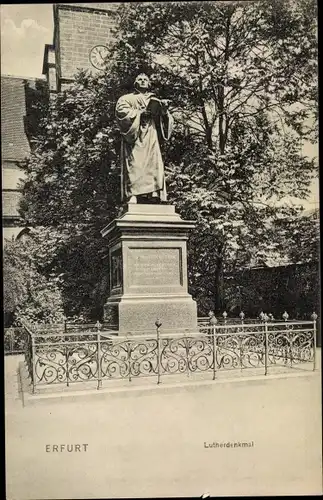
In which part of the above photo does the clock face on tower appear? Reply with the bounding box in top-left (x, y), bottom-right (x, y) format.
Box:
top-left (89, 45), bottom-right (109, 70)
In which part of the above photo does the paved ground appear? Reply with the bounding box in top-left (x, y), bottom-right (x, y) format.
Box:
top-left (5, 354), bottom-right (323, 499)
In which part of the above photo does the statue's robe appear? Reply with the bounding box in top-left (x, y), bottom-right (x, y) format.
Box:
top-left (115, 91), bottom-right (173, 201)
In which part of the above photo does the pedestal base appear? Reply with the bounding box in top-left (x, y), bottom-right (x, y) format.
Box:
top-left (104, 294), bottom-right (197, 333)
top-left (101, 204), bottom-right (197, 334)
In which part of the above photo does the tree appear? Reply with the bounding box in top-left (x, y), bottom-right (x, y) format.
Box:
top-left (3, 232), bottom-right (65, 325)
top-left (112, 0), bottom-right (318, 312)
top-left (275, 208), bottom-right (320, 264)
top-left (19, 70), bottom-right (125, 318)
top-left (223, 208), bottom-right (320, 318)
top-left (19, 0), bottom-right (318, 317)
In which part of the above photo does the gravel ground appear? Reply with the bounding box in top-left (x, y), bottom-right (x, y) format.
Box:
top-left (5, 353), bottom-right (322, 499)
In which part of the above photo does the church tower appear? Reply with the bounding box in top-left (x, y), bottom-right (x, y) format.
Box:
top-left (42, 3), bottom-right (119, 92)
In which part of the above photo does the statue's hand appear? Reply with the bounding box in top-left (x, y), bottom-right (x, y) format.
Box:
top-left (160, 99), bottom-right (171, 115)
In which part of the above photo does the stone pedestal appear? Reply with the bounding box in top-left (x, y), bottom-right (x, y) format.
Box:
top-left (100, 204), bottom-right (197, 333)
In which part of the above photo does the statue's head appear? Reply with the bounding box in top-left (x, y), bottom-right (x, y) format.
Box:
top-left (134, 73), bottom-right (151, 92)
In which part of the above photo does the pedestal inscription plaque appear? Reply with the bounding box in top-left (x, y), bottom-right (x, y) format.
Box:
top-left (128, 248), bottom-right (182, 288)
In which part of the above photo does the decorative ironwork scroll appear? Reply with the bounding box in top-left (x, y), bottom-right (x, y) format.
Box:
top-left (23, 320), bottom-right (316, 390)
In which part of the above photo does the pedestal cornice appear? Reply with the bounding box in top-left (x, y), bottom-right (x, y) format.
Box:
top-left (100, 204), bottom-right (196, 239)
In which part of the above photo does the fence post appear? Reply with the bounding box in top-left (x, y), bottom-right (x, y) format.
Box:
top-left (311, 313), bottom-right (318, 371)
top-left (97, 326), bottom-right (102, 390)
top-left (128, 340), bottom-right (132, 383)
top-left (66, 344), bottom-right (69, 387)
top-left (212, 323), bottom-right (216, 380)
top-left (239, 311), bottom-right (245, 325)
top-left (155, 319), bottom-right (162, 385)
top-left (282, 311), bottom-right (289, 364)
top-left (282, 311), bottom-right (289, 322)
top-left (31, 333), bottom-right (36, 394)
top-left (186, 331), bottom-right (190, 378)
top-left (239, 333), bottom-right (243, 372)
top-left (264, 320), bottom-right (268, 376)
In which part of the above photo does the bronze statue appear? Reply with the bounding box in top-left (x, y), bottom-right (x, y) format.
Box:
top-left (115, 74), bottom-right (173, 203)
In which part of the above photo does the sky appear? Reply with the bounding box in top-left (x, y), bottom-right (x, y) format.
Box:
top-left (1, 3), bottom-right (319, 207)
top-left (1, 4), bottom-right (54, 78)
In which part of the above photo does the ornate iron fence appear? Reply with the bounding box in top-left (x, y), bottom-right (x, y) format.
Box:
top-left (22, 319), bottom-right (317, 393)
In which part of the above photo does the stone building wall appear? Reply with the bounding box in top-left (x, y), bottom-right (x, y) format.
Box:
top-left (53, 3), bottom-right (119, 89)
top-left (1, 75), bottom-right (31, 241)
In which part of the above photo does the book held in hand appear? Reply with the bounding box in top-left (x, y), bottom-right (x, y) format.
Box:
top-left (146, 97), bottom-right (163, 116)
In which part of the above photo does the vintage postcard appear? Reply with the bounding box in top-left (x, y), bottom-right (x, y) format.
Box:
top-left (3, 2), bottom-right (321, 499)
